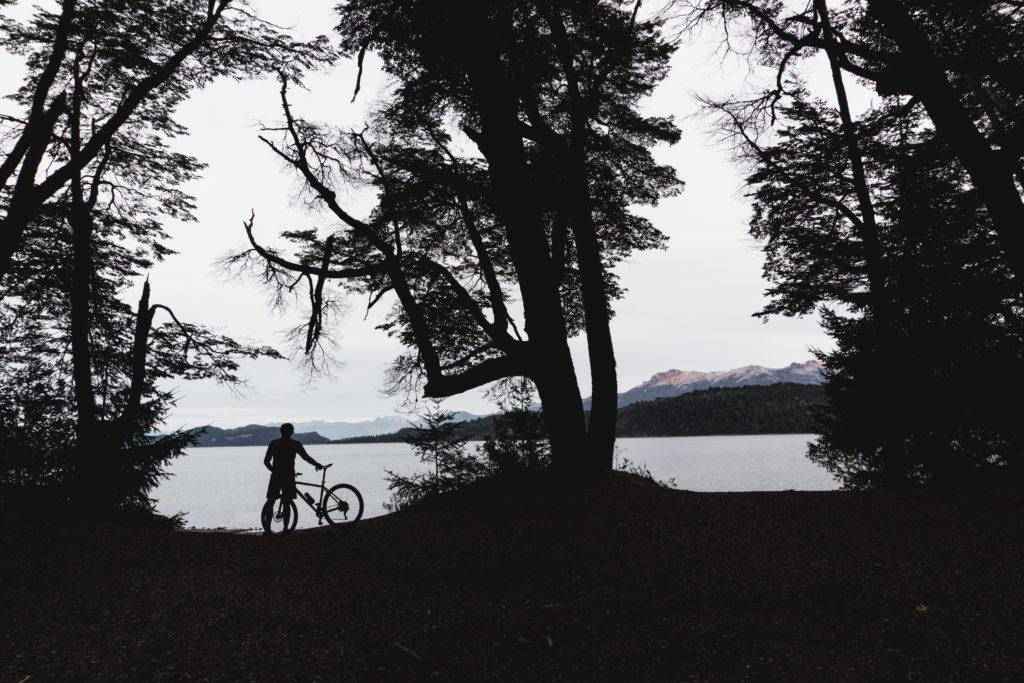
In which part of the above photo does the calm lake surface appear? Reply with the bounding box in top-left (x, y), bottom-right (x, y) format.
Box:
top-left (154, 434), bottom-right (838, 531)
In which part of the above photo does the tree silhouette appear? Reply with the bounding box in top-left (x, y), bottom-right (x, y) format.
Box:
top-left (722, 88), bottom-right (1024, 486)
top-left (0, 0), bottom-right (333, 282)
top-left (0, 131), bottom-right (283, 514)
top-left (679, 0), bottom-right (1024, 286)
top-left (479, 377), bottom-right (551, 473)
top-left (230, 0), bottom-right (680, 472)
top-left (0, 0), bottom-right (330, 517)
top-left (384, 400), bottom-right (483, 511)
top-left (681, 0), bottom-right (1024, 486)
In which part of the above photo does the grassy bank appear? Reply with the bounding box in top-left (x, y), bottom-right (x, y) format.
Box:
top-left (2, 473), bottom-right (1022, 680)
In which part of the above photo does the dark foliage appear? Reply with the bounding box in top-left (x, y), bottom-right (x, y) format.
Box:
top-left (0, 0), bottom-right (334, 280)
top-left (333, 429), bottom-right (421, 445)
top-left (384, 381), bottom-right (552, 510)
top-left (478, 377), bottom-right (551, 473)
top-left (227, 0), bottom-right (682, 470)
top-left (332, 417), bottom-right (498, 444)
top-left (0, 0), bottom-right (327, 522)
top-left (384, 401), bottom-right (488, 511)
top-left (752, 95), bottom-right (1024, 488)
top-left (695, 0), bottom-right (1024, 487)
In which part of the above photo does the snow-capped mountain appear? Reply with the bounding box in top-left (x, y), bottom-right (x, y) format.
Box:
top-left (284, 412), bottom-right (483, 440)
top-left (284, 417), bottom-right (410, 440)
top-left (586, 360), bottom-right (824, 408)
top-left (264, 363), bottom-right (822, 436)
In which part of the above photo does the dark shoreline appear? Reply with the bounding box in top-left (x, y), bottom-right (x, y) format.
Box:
top-left (3, 473), bottom-right (1022, 680)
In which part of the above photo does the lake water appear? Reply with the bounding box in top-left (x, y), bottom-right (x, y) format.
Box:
top-left (154, 434), bottom-right (838, 531)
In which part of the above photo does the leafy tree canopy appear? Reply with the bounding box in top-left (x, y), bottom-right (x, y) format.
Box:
top-left (230, 0), bottom-right (682, 469)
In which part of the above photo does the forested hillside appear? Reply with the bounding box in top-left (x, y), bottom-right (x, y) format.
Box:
top-left (334, 383), bottom-right (824, 443)
top-left (614, 383), bottom-right (824, 437)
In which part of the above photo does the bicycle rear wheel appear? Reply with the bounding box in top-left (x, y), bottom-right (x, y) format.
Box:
top-left (323, 484), bottom-right (364, 526)
top-left (261, 495), bottom-right (298, 533)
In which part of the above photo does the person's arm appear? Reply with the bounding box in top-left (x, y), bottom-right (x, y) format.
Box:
top-left (297, 442), bottom-right (323, 470)
top-left (264, 443), bottom-right (274, 472)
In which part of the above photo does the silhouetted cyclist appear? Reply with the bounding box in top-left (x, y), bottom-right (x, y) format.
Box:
top-left (265, 423), bottom-right (324, 528)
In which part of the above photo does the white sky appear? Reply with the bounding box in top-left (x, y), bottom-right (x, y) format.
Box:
top-left (2, 1), bottom-right (834, 428)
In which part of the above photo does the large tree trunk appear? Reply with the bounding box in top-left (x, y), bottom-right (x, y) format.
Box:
top-left (533, 355), bottom-right (589, 473)
top-left (68, 171), bottom-right (107, 509)
top-left (68, 67), bottom-right (97, 458)
top-left (544, 6), bottom-right (620, 472)
top-left (67, 62), bottom-right (108, 508)
top-left (69, 194), bottom-right (96, 450)
top-left (462, 20), bottom-right (592, 472)
top-left (561, 141), bottom-right (617, 470)
top-left (565, 186), bottom-right (618, 471)
top-left (818, 0), bottom-right (909, 485)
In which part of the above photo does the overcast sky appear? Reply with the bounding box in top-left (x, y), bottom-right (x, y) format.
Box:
top-left (2, 1), bottom-right (834, 428)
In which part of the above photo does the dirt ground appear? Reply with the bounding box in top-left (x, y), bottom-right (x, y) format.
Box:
top-left (2, 472), bottom-right (1022, 680)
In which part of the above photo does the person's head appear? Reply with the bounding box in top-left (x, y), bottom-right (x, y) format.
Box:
top-left (280, 423), bottom-right (294, 438)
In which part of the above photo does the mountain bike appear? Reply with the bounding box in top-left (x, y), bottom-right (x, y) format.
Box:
top-left (261, 463), bottom-right (364, 533)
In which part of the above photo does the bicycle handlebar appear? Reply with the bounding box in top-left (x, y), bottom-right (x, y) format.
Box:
top-left (295, 462), bottom-right (331, 477)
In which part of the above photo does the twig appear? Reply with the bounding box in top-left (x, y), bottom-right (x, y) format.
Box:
top-left (393, 640), bottom-right (423, 661)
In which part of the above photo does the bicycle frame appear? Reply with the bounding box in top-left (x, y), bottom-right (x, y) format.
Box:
top-left (263, 462), bottom-right (362, 532)
top-left (294, 463), bottom-right (333, 525)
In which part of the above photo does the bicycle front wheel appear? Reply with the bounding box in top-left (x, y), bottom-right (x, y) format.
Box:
top-left (261, 495), bottom-right (298, 533)
top-left (323, 484), bottom-right (363, 527)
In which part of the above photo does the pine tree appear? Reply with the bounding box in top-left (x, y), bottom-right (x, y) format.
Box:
top-left (384, 400), bottom-right (486, 511)
top-left (480, 377), bottom-right (551, 473)
top-left (736, 91), bottom-right (1024, 487)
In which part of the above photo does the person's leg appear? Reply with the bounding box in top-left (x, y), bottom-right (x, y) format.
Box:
top-left (281, 472), bottom-right (296, 533)
top-left (264, 471), bottom-right (288, 534)
top-left (281, 504), bottom-right (291, 533)
top-left (281, 469), bottom-right (297, 500)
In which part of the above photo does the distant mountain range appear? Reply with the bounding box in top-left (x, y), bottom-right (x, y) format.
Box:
top-left (285, 412), bottom-right (482, 440)
top-left (188, 361), bottom-right (824, 446)
top-left (337, 383), bottom-right (826, 443)
top-left (284, 417), bottom-right (410, 441)
top-left (589, 360), bottom-right (824, 408)
top-left (186, 412), bottom-right (484, 447)
top-left (193, 424), bottom-right (333, 448)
